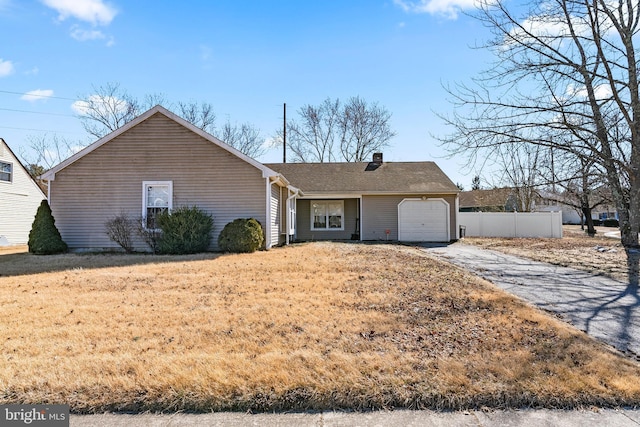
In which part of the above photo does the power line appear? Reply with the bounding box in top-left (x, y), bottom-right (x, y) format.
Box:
top-left (0, 89), bottom-right (78, 102)
top-left (0, 107), bottom-right (76, 118)
top-left (0, 125), bottom-right (84, 135)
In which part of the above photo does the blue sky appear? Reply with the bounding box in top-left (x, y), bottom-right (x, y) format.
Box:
top-left (1, 0), bottom-right (493, 188)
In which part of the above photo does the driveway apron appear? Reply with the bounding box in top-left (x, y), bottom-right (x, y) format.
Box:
top-left (421, 243), bottom-right (640, 357)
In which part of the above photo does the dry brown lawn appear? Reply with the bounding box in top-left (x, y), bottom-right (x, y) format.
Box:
top-left (464, 225), bottom-right (629, 282)
top-left (1, 242), bottom-right (640, 413)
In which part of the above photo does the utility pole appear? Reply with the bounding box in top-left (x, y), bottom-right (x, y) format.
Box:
top-left (283, 103), bottom-right (287, 163)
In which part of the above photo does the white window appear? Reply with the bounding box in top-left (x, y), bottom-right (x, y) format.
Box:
top-left (311, 200), bottom-right (344, 231)
top-left (142, 181), bottom-right (173, 229)
top-left (0, 161), bottom-right (12, 183)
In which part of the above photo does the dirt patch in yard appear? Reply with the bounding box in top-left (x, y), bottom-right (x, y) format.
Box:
top-left (2, 242), bottom-right (640, 412)
top-left (464, 226), bottom-right (629, 282)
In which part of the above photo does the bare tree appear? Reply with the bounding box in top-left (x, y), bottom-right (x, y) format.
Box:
top-left (439, 0), bottom-right (640, 274)
top-left (23, 134), bottom-right (86, 170)
top-left (74, 83), bottom-right (218, 139)
top-left (287, 98), bottom-right (340, 162)
top-left (220, 121), bottom-right (266, 158)
top-left (284, 97), bottom-right (395, 163)
top-left (496, 143), bottom-right (543, 212)
top-left (177, 101), bottom-right (216, 134)
top-left (73, 82), bottom-right (142, 139)
top-left (339, 96), bottom-right (396, 162)
top-left (541, 149), bottom-right (610, 236)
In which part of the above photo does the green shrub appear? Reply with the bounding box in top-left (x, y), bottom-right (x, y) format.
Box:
top-left (156, 206), bottom-right (214, 254)
top-left (603, 218), bottom-right (619, 227)
top-left (28, 200), bottom-right (67, 255)
top-left (218, 218), bottom-right (264, 253)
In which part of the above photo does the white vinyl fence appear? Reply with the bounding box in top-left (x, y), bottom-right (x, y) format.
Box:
top-left (459, 211), bottom-right (563, 238)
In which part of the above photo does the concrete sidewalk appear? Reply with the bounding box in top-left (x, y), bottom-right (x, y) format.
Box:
top-left (69, 408), bottom-right (640, 426)
top-left (422, 242), bottom-right (640, 357)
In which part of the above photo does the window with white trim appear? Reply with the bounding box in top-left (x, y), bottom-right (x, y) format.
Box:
top-left (0, 161), bottom-right (12, 183)
top-left (311, 200), bottom-right (344, 231)
top-left (143, 181), bottom-right (173, 229)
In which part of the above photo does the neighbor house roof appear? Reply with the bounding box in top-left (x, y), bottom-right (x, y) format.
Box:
top-left (458, 188), bottom-right (515, 209)
top-left (265, 161), bottom-right (459, 195)
top-left (0, 138), bottom-right (46, 198)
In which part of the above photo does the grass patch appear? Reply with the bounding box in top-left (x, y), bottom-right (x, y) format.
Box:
top-left (1, 242), bottom-right (640, 412)
top-left (464, 225), bottom-right (628, 282)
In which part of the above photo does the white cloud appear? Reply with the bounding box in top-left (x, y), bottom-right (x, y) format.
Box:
top-left (25, 66), bottom-right (39, 75)
top-left (0, 58), bottom-right (14, 77)
top-left (70, 25), bottom-right (105, 41)
top-left (21, 89), bottom-right (54, 102)
top-left (70, 24), bottom-right (115, 46)
top-left (41, 0), bottom-right (117, 26)
top-left (71, 94), bottom-right (127, 116)
top-left (566, 83), bottom-right (612, 100)
top-left (394, 0), bottom-right (479, 19)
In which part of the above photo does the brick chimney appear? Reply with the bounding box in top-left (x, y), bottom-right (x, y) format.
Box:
top-left (372, 152), bottom-right (383, 165)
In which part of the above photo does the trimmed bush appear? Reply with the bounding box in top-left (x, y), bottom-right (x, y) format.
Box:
top-left (603, 218), bottom-right (619, 227)
top-left (28, 200), bottom-right (67, 255)
top-left (105, 212), bottom-right (135, 253)
top-left (218, 218), bottom-right (264, 253)
top-left (156, 206), bottom-right (214, 254)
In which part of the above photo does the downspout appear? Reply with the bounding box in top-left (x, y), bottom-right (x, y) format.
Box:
top-left (265, 174), bottom-right (289, 249)
top-left (455, 193), bottom-right (460, 240)
top-left (359, 195), bottom-right (363, 241)
top-left (265, 177), bottom-right (272, 249)
top-left (286, 186), bottom-right (300, 245)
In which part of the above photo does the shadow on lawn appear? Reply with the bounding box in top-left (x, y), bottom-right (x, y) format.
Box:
top-left (0, 251), bottom-right (224, 278)
top-left (584, 250), bottom-right (640, 356)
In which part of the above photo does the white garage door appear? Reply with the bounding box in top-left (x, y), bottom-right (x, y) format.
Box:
top-left (398, 199), bottom-right (450, 242)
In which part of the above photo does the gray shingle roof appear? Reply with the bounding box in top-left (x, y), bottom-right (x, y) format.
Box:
top-left (265, 161), bottom-right (459, 195)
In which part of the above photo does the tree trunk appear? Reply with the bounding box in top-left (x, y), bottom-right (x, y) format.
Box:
top-left (581, 206), bottom-right (596, 236)
top-left (626, 248), bottom-right (639, 291)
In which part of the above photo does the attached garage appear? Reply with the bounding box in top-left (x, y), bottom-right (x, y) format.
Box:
top-left (267, 158), bottom-right (460, 243)
top-left (398, 198), bottom-right (450, 242)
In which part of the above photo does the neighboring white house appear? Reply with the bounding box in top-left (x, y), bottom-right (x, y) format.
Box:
top-left (0, 138), bottom-right (46, 245)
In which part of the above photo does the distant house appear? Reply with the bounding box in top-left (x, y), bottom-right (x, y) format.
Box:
top-left (459, 188), bottom-right (521, 212)
top-left (0, 138), bottom-right (46, 245)
top-left (536, 189), bottom-right (619, 225)
top-left (41, 106), bottom-right (459, 251)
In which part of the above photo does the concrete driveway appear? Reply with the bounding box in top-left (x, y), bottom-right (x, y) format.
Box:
top-left (421, 242), bottom-right (640, 357)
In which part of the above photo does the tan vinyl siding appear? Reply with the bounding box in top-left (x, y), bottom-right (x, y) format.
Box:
top-left (362, 194), bottom-right (457, 241)
top-left (295, 199), bottom-right (358, 241)
top-left (0, 141), bottom-right (46, 244)
top-left (49, 113), bottom-right (267, 251)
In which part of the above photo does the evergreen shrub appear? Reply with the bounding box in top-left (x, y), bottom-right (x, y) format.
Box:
top-left (28, 200), bottom-right (67, 255)
top-left (156, 206), bottom-right (213, 254)
top-left (218, 218), bottom-right (264, 253)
